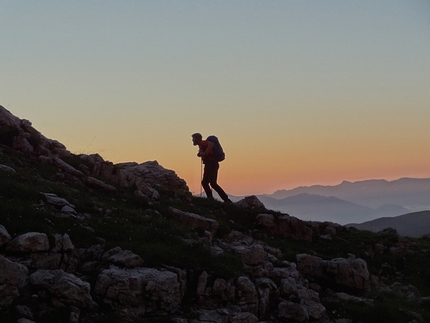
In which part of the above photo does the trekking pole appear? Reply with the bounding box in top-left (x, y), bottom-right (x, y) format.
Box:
top-left (200, 159), bottom-right (203, 197)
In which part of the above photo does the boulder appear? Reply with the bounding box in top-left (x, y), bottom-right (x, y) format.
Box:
top-left (167, 207), bottom-right (219, 234)
top-left (0, 224), bottom-right (12, 246)
top-left (296, 254), bottom-right (370, 292)
top-left (0, 164), bottom-right (16, 173)
top-left (123, 161), bottom-right (188, 192)
top-left (6, 232), bottom-right (50, 253)
top-left (235, 196), bottom-right (265, 209)
top-left (231, 312), bottom-right (258, 323)
top-left (41, 193), bottom-right (75, 209)
top-left (52, 157), bottom-right (85, 178)
top-left (52, 233), bottom-right (75, 253)
top-left (85, 176), bottom-right (116, 191)
top-left (235, 276), bottom-right (258, 315)
top-left (256, 213), bottom-right (313, 241)
top-left (29, 269), bottom-right (97, 309)
top-left (0, 255), bottom-right (28, 287)
top-left (278, 301), bottom-right (309, 322)
top-left (108, 249), bottom-right (143, 268)
top-left (95, 266), bottom-right (184, 317)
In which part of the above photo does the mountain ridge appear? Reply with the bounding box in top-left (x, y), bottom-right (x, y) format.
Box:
top-left (250, 178), bottom-right (430, 225)
top-left (255, 193), bottom-right (410, 225)
top-left (347, 210), bottom-right (430, 238)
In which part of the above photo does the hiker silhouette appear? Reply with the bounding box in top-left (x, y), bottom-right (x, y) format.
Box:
top-left (191, 133), bottom-right (232, 203)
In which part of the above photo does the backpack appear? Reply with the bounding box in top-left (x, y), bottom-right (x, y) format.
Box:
top-left (206, 135), bottom-right (225, 162)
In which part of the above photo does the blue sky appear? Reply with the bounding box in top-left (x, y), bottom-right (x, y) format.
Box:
top-left (2, 1), bottom-right (430, 195)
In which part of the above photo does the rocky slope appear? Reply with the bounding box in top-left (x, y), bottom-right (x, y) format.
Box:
top-left (1, 105), bottom-right (430, 323)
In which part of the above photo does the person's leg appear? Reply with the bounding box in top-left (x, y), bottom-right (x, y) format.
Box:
top-left (207, 162), bottom-right (230, 202)
top-left (201, 164), bottom-right (213, 199)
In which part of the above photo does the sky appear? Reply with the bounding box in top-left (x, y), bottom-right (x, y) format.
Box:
top-left (1, 1), bottom-right (430, 196)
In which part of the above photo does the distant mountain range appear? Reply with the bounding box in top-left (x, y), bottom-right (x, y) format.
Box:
top-left (240, 178), bottom-right (430, 226)
top-left (347, 211), bottom-right (430, 238)
top-left (256, 193), bottom-right (409, 225)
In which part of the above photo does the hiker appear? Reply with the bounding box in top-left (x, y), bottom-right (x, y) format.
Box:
top-left (191, 133), bottom-right (232, 203)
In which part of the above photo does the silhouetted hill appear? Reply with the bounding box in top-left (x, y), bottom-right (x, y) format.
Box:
top-left (257, 193), bottom-right (409, 225)
top-left (265, 178), bottom-right (430, 210)
top-left (347, 211), bottom-right (430, 238)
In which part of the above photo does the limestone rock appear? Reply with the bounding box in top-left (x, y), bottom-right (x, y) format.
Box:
top-left (296, 254), bottom-right (370, 292)
top-left (108, 249), bottom-right (143, 268)
top-left (256, 213), bottom-right (313, 241)
top-left (41, 193), bottom-right (75, 209)
top-left (95, 266), bottom-right (184, 317)
top-left (278, 301), bottom-right (309, 322)
top-left (0, 255), bottom-right (29, 287)
top-left (230, 312), bottom-right (258, 323)
top-left (29, 269), bottom-right (97, 309)
top-left (52, 233), bottom-right (75, 253)
top-left (167, 207), bottom-right (219, 234)
top-left (52, 157), bottom-right (85, 178)
top-left (6, 232), bottom-right (50, 253)
top-left (235, 195), bottom-right (265, 209)
top-left (85, 176), bottom-right (116, 191)
top-left (0, 224), bottom-right (12, 246)
top-left (235, 276), bottom-right (258, 315)
top-left (124, 161), bottom-right (188, 191)
top-left (0, 164), bottom-right (16, 173)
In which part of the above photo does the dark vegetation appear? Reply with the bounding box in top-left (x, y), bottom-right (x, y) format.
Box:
top-left (1, 146), bottom-right (430, 322)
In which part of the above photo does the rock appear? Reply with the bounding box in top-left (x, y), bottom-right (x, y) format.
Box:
top-left (29, 269), bottom-right (97, 309)
top-left (52, 157), bottom-right (85, 178)
top-left (0, 164), bottom-right (16, 173)
top-left (388, 282), bottom-right (422, 301)
top-left (0, 106), bottom-right (70, 158)
top-left (220, 231), bottom-right (275, 278)
top-left (235, 195), bottom-right (265, 209)
top-left (296, 254), bottom-right (370, 292)
top-left (255, 277), bottom-right (278, 319)
top-left (52, 233), bottom-right (75, 253)
top-left (135, 178), bottom-right (160, 201)
top-left (167, 207), bottom-right (219, 234)
top-left (28, 252), bottom-right (62, 270)
top-left (230, 244), bottom-right (268, 266)
top-left (0, 255), bottom-right (29, 307)
top-left (235, 276), bottom-right (258, 315)
top-left (325, 292), bottom-right (374, 305)
top-left (256, 213), bottom-right (313, 242)
top-left (231, 312), bottom-right (259, 323)
top-left (85, 176), bottom-right (116, 191)
top-left (278, 301), bottom-right (309, 322)
top-left (270, 262), bottom-right (301, 280)
top-left (123, 161), bottom-right (189, 192)
top-left (6, 232), bottom-right (50, 253)
top-left (17, 319), bottom-right (36, 323)
top-left (197, 271), bottom-right (209, 297)
top-left (15, 305), bottom-right (34, 320)
top-left (61, 205), bottom-right (77, 215)
top-left (0, 224), bottom-right (12, 246)
top-left (108, 249), bottom-right (143, 268)
top-left (194, 308), bottom-right (238, 323)
top-left (41, 193), bottom-right (75, 209)
top-left (298, 287), bottom-right (326, 319)
top-left (95, 266), bottom-right (184, 317)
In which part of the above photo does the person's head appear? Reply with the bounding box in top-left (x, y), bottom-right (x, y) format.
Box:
top-left (191, 133), bottom-right (203, 146)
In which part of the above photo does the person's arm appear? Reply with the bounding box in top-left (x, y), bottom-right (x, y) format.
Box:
top-left (197, 141), bottom-right (214, 157)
